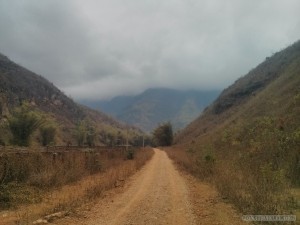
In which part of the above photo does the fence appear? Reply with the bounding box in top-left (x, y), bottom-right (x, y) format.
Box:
top-left (0, 145), bottom-right (137, 154)
top-left (0, 145), bottom-right (141, 186)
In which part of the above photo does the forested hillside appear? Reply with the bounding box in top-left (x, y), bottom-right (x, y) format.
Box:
top-left (0, 53), bottom-right (141, 146)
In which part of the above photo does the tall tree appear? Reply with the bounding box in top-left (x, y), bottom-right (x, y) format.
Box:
top-left (75, 119), bottom-right (96, 147)
top-left (152, 122), bottom-right (173, 146)
top-left (8, 103), bottom-right (44, 146)
top-left (39, 122), bottom-right (57, 146)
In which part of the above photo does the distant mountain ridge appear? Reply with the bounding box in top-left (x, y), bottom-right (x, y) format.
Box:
top-left (82, 88), bottom-right (220, 132)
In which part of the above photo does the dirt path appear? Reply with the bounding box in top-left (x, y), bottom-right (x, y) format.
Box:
top-left (58, 148), bottom-right (246, 225)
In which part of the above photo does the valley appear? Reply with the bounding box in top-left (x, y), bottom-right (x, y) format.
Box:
top-left (0, 28), bottom-right (300, 225)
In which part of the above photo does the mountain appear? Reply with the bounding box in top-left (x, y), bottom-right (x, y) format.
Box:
top-left (176, 40), bottom-right (300, 142)
top-left (171, 40), bottom-right (300, 215)
top-left (0, 53), bottom-right (141, 146)
top-left (81, 88), bottom-right (220, 132)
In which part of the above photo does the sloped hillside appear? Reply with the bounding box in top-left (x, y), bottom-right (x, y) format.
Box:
top-left (83, 88), bottom-right (220, 132)
top-left (0, 53), bottom-right (84, 120)
top-left (170, 40), bottom-right (300, 217)
top-left (0, 53), bottom-right (141, 146)
top-left (176, 40), bottom-right (300, 143)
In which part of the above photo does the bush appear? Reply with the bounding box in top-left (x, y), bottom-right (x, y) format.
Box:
top-left (126, 149), bottom-right (135, 160)
top-left (0, 183), bottom-right (42, 209)
top-left (0, 184), bottom-right (11, 208)
top-left (0, 138), bottom-right (5, 146)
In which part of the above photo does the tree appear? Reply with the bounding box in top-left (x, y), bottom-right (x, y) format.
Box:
top-left (7, 103), bottom-right (44, 146)
top-left (106, 132), bottom-right (116, 147)
top-left (39, 122), bottom-right (56, 146)
top-left (75, 121), bottom-right (86, 146)
top-left (86, 124), bottom-right (96, 147)
top-left (75, 120), bottom-right (96, 147)
top-left (152, 122), bottom-right (173, 146)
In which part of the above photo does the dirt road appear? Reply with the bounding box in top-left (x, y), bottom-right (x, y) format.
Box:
top-left (58, 148), bottom-right (245, 225)
top-left (62, 149), bottom-right (195, 225)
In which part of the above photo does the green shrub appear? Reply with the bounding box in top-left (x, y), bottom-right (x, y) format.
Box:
top-left (7, 103), bottom-right (44, 146)
top-left (0, 183), bottom-right (42, 209)
top-left (0, 138), bottom-right (5, 146)
top-left (40, 123), bottom-right (56, 146)
top-left (0, 184), bottom-right (11, 208)
top-left (126, 149), bottom-right (135, 160)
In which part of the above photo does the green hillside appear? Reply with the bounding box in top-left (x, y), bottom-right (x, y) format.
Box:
top-left (169, 40), bottom-right (300, 217)
top-left (0, 53), bottom-right (142, 146)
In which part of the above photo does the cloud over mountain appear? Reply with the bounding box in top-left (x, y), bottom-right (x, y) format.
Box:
top-left (0, 0), bottom-right (299, 100)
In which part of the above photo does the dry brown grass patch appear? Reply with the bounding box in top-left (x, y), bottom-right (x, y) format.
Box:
top-left (0, 147), bottom-right (154, 224)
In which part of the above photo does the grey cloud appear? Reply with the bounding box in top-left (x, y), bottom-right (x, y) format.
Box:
top-left (0, 0), bottom-right (300, 100)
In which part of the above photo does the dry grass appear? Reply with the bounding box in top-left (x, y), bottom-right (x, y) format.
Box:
top-left (167, 57), bottom-right (300, 224)
top-left (165, 117), bottom-right (300, 222)
top-left (0, 147), bottom-right (154, 224)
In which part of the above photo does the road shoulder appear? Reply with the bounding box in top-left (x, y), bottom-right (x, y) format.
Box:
top-left (182, 172), bottom-right (249, 225)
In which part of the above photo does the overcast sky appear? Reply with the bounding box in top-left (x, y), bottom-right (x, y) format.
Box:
top-left (0, 0), bottom-right (299, 100)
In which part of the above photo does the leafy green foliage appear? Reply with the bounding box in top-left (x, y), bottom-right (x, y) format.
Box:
top-left (7, 103), bottom-right (44, 146)
top-left (152, 122), bottom-right (173, 146)
top-left (39, 122), bottom-right (57, 146)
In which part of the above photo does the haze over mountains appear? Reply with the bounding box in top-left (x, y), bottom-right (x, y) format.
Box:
top-left (81, 88), bottom-right (220, 132)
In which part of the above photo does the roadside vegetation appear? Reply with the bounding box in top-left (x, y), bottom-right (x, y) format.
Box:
top-left (0, 43), bottom-right (152, 224)
top-left (0, 102), bottom-right (154, 224)
top-left (7, 103), bottom-right (45, 147)
top-left (167, 114), bottom-right (299, 217)
top-left (0, 146), bottom-right (154, 224)
top-left (167, 46), bottom-right (300, 223)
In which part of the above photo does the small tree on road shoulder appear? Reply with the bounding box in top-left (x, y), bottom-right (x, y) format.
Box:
top-left (152, 122), bottom-right (173, 146)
